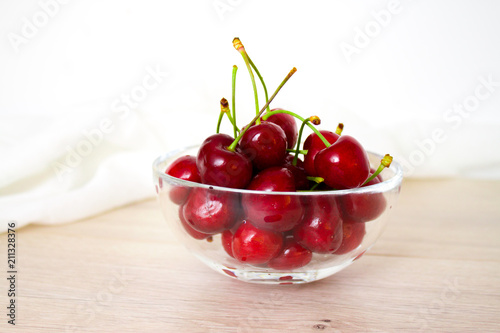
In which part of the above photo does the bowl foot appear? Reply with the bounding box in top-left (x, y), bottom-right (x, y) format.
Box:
top-left (201, 259), bottom-right (355, 284)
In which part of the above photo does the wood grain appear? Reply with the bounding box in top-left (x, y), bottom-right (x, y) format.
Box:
top-left (1, 179), bottom-right (499, 332)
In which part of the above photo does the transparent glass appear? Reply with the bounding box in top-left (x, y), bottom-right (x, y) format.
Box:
top-left (152, 145), bottom-right (403, 284)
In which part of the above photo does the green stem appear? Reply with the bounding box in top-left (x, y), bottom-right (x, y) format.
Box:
top-left (307, 176), bottom-right (324, 183)
top-left (225, 112), bottom-right (239, 132)
top-left (310, 176), bottom-right (326, 191)
top-left (242, 54), bottom-right (259, 120)
top-left (362, 154), bottom-right (393, 185)
top-left (233, 38), bottom-right (260, 123)
top-left (309, 183), bottom-right (321, 191)
top-left (262, 110), bottom-right (332, 148)
top-left (227, 67), bottom-right (297, 152)
top-left (248, 56), bottom-right (270, 113)
top-left (287, 148), bottom-right (308, 154)
top-left (216, 112), bottom-right (224, 134)
top-left (293, 116), bottom-right (320, 166)
top-left (219, 97), bottom-right (239, 134)
top-left (226, 112), bottom-right (240, 133)
top-left (231, 65), bottom-right (238, 139)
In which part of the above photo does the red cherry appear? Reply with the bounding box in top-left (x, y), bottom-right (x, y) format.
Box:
top-left (314, 135), bottom-right (370, 189)
top-left (293, 196), bottom-right (343, 253)
top-left (232, 220), bottom-right (284, 264)
top-left (165, 155), bottom-right (201, 205)
top-left (166, 155), bottom-right (201, 182)
top-left (221, 230), bottom-right (234, 258)
top-left (285, 153), bottom-right (304, 168)
top-left (340, 176), bottom-right (387, 223)
top-left (239, 122), bottom-right (287, 170)
top-left (333, 221), bottom-right (366, 255)
top-left (303, 130), bottom-right (339, 177)
top-left (264, 109), bottom-right (298, 149)
top-left (197, 134), bottom-right (253, 189)
top-left (242, 167), bottom-right (304, 232)
top-left (282, 154), bottom-right (309, 190)
top-left (182, 187), bottom-right (239, 234)
top-left (178, 206), bottom-right (211, 240)
top-left (268, 237), bottom-right (312, 270)
top-left (247, 166), bottom-right (295, 190)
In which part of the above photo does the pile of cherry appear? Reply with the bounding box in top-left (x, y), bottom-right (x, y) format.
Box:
top-left (163, 38), bottom-right (392, 271)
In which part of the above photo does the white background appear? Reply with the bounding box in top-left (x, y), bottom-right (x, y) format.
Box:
top-left (1, 0), bottom-right (499, 227)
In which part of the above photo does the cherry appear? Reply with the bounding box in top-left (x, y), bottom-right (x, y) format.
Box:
top-left (303, 130), bottom-right (340, 176)
top-left (239, 121), bottom-right (287, 170)
top-left (232, 220), bottom-right (284, 264)
top-left (268, 237), bottom-right (312, 270)
top-left (182, 187), bottom-right (239, 234)
top-left (221, 230), bottom-right (234, 258)
top-left (333, 221), bottom-right (366, 255)
top-left (165, 155), bottom-right (201, 205)
top-left (196, 133), bottom-right (253, 189)
top-left (264, 109), bottom-right (298, 149)
top-left (284, 153), bottom-right (304, 167)
top-left (246, 166), bottom-right (295, 192)
top-left (242, 167), bottom-right (304, 232)
top-left (293, 195), bottom-right (343, 253)
top-left (178, 206), bottom-right (212, 240)
top-left (314, 135), bottom-right (370, 189)
top-left (340, 176), bottom-right (387, 223)
top-left (282, 154), bottom-right (309, 190)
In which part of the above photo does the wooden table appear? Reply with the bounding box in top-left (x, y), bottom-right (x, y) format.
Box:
top-left (1, 179), bottom-right (499, 332)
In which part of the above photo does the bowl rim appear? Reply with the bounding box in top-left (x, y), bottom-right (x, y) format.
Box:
top-left (153, 145), bottom-right (403, 196)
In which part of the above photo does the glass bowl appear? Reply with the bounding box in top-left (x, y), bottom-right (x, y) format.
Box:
top-left (152, 145), bottom-right (403, 284)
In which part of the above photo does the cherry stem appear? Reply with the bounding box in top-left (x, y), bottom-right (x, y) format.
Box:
top-left (307, 176), bottom-right (324, 183)
top-left (216, 112), bottom-right (224, 134)
top-left (292, 116), bottom-right (320, 166)
top-left (216, 98), bottom-right (226, 133)
top-left (362, 154), bottom-right (393, 185)
top-left (233, 38), bottom-right (260, 124)
top-left (308, 176), bottom-right (324, 191)
top-left (231, 65), bottom-right (238, 138)
top-left (309, 183), bottom-right (321, 191)
top-left (262, 109), bottom-right (332, 148)
top-left (227, 67), bottom-right (297, 152)
top-left (248, 56), bottom-right (270, 113)
top-left (217, 98), bottom-right (239, 134)
top-left (220, 98), bottom-right (240, 132)
top-left (335, 123), bottom-right (344, 135)
top-left (287, 148), bottom-right (308, 154)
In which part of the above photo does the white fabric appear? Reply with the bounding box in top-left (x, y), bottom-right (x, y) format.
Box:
top-left (0, 107), bottom-right (168, 232)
